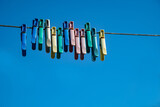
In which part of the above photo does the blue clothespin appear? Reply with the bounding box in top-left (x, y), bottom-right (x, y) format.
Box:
top-left (63, 21), bottom-right (69, 52)
top-left (31, 18), bottom-right (38, 50)
top-left (21, 24), bottom-right (27, 56)
top-left (91, 28), bottom-right (98, 61)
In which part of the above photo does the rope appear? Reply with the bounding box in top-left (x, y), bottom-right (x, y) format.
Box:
top-left (0, 24), bottom-right (160, 36)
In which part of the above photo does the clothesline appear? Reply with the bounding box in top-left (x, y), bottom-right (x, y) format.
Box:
top-left (0, 24), bottom-right (160, 37)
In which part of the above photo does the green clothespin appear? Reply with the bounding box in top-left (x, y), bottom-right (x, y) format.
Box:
top-left (85, 22), bottom-right (92, 53)
top-left (38, 19), bottom-right (44, 51)
top-left (57, 27), bottom-right (63, 59)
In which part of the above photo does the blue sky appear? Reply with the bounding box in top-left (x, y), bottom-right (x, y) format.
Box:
top-left (0, 0), bottom-right (160, 107)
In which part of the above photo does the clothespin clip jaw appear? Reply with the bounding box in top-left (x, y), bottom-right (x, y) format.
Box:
top-left (31, 18), bottom-right (38, 50)
top-left (91, 28), bottom-right (99, 61)
top-left (38, 19), bottom-right (44, 51)
top-left (51, 27), bottom-right (57, 59)
top-left (99, 30), bottom-right (107, 61)
top-left (74, 28), bottom-right (80, 60)
top-left (39, 19), bottom-right (44, 28)
top-left (57, 27), bottom-right (63, 59)
top-left (85, 23), bottom-right (90, 31)
top-left (85, 22), bottom-right (92, 53)
top-left (45, 19), bottom-right (51, 53)
top-left (69, 21), bottom-right (75, 52)
top-left (63, 21), bottom-right (68, 30)
top-left (80, 29), bottom-right (86, 60)
top-left (45, 19), bottom-right (50, 28)
top-left (63, 21), bottom-right (69, 52)
top-left (21, 24), bottom-right (27, 57)
top-left (33, 18), bottom-right (38, 27)
top-left (69, 21), bottom-right (74, 30)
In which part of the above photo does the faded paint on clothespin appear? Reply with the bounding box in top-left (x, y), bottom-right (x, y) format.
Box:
top-left (38, 19), bottom-right (44, 51)
top-left (74, 28), bottom-right (80, 60)
top-left (80, 29), bottom-right (86, 60)
top-left (45, 19), bottom-right (51, 53)
top-left (91, 28), bottom-right (98, 61)
top-left (99, 30), bottom-right (107, 61)
top-left (63, 21), bottom-right (69, 52)
top-left (69, 21), bottom-right (75, 52)
top-left (21, 24), bottom-right (27, 56)
top-left (31, 18), bottom-right (38, 50)
top-left (51, 27), bottom-right (57, 59)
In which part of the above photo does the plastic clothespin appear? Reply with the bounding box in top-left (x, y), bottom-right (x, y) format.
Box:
top-left (57, 27), bottom-right (63, 59)
top-left (91, 28), bottom-right (98, 61)
top-left (85, 22), bottom-right (92, 53)
top-left (69, 21), bottom-right (75, 52)
top-left (99, 30), bottom-right (107, 61)
top-left (31, 18), bottom-right (38, 50)
top-left (51, 27), bottom-right (57, 59)
top-left (38, 19), bottom-right (44, 51)
top-left (74, 28), bottom-right (80, 60)
top-left (80, 29), bottom-right (86, 60)
top-left (45, 19), bottom-right (51, 53)
top-left (63, 21), bottom-right (69, 52)
top-left (21, 24), bottom-right (27, 56)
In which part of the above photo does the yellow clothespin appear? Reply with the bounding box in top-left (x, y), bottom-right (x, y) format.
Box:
top-left (51, 27), bottom-right (57, 59)
top-left (99, 30), bottom-right (107, 61)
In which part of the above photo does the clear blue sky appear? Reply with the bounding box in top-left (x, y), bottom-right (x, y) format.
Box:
top-left (0, 0), bottom-right (160, 107)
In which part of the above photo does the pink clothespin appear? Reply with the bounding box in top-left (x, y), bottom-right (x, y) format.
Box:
top-left (69, 21), bottom-right (75, 52)
top-left (74, 28), bottom-right (80, 60)
top-left (80, 29), bottom-right (86, 60)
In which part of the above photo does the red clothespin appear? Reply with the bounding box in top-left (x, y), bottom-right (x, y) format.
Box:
top-left (74, 28), bottom-right (80, 60)
top-left (80, 29), bottom-right (86, 60)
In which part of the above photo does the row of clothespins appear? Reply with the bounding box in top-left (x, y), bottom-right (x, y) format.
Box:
top-left (21, 18), bottom-right (107, 61)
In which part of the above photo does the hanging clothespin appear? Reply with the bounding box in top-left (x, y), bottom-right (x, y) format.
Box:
top-left (38, 19), bottom-right (44, 51)
top-left (91, 28), bottom-right (98, 61)
top-left (21, 24), bottom-right (27, 56)
top-left (85, 22), bottom-right (92, 53)
top-left (99, 30), bottom-right (107, 61)
top-left (69, 21), bottom-right (75, 52)
top-left (57, 27), bottom-right (63, 59)
top-left (51, 27), bottom-right (57, 59)
top-left (63, 21), bottom-right (69, 52)
top-left (31, 18), bottom-right (38, 50)
top-left (45, 19), bottom-right (51, 53)
top-left (74, 28), bottom-right (80, 60)
top-left (80, 29), bottom-right (86, 60)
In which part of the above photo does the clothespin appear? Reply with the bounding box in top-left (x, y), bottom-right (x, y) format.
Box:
top-left (69, 21), bottom-right (75, 52)
top-left (31, 18), bottom-right (38, 50)
top-left (63, 21), bottom-right (69, 52)
top-left (21, 24), bottom-right (27, 56)
top-left (91, 28), bottom-right (98, 61)
top-left (85, 22), bottom-right (92, 53)
top-left (45, 19), bottom-right (51, 53)
top-left (74, 28), bottom-right (80, 60)
top-left (57, 27), bottom-right (63, 59)
top-left (80, 29), bottom-right (86, 60)
top-left (51, 27), bottom-right (57, 59)
top-left (38, 19), bottom-right (44, 51)
top-left (99, 30), bottom-right (107, 61)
